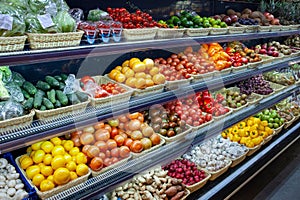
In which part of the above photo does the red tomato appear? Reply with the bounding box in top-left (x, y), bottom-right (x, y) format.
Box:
top-left (110, 127), bottom-right (119, 138)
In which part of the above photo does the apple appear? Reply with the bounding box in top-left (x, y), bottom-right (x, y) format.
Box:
top-left (267, 50), bottom-right (274, 56)
top-left (272, 51), bottom-right (279, 57)
top-left (261, 44), bottom-right (267, 49)
top-left (259, 49), bottom-right (267, 54)
top-left (229, 15), bottom-right (238, 23)
top-left (222, 16), bottom-right (232, 25)
top-left (214, 15), bottom-right (222, 20)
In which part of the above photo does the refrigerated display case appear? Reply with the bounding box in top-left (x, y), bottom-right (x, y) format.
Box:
top-left (0, 1), bottom-right (300, 200)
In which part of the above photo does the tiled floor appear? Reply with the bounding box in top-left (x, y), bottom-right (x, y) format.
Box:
top-left (230, 138), bottom-right (300, 200)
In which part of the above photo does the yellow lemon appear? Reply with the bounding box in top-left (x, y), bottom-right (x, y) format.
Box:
top-left (40, 180), bottom-right (55, 192)
top-left (19, 155), bottom-right (30, 163)
top-left (41, 166), bottom-right (53, 177)
top-left (63, 140), bottom-right (74, 152)
top-left (31, 141), bottom-right (44, 151)
top-left (53, 168), bottom-right (70, 185)
top-left (51, 155), bottom-right (66, 170)
top-left (76, 164), bottom-right (89, 177)
top-left (26, 165), bottom-right (40, 180)
top-left (70, 171), bottom-right (78, 181)
top-left (75, 152), bottom-right (87, 165)
top-left (64, 154), bottom-right (72, 163)
top-left (33, 150), bottom-right (45, 164)
top-left (43, 154), bottom-right (53, 165)
top-left (50, 137), bottom-right (62, 146)
top-left (38, 163), bottom-right (45, 169)
top-left (66, 161), bottom-right (77, 171)
top-left (51, 145), bottom-right (65, 156)
top-left (69, 147), bottom-right (80, 156)
top-left (32, 174), bottom-right (45, 187)
top-left (41, 141), bottom-right (54, 153)
top-left (20, 157), bottom-right (33, 170)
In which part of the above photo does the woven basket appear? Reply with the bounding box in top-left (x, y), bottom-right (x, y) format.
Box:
top-left (186, 28), bottom-right (210, 36)
top-left (230, 101), bottom-right (249, 112)
top-left (247, 93), bottom-right (263, 105)
top-left (16, 156), bottom-right (90, 200)
top-left (0, 36), bottom-right (27, 52)
top-left (268, 81), bottom-right (284, 92)
top-left (270, 25), bottom-right (282, 32)
top-left (0, 110), bottom-right (35, 132)
top-left (258, 26), bottom-right (271, 32)
top-left (165, 77), bottom-right (192, 90)
top-left (244, 25), bottom-right (258, 33)
top-left (89, 76), bottom-right (133, 108)
top-left (231, 64), bottom-right (249, 73)
top-left (217, 67), bottom-right (232, 76)
top-left (228, 26), bottom-right (245, 34)
top-left (35, 100), bottom-right (89, 121)
top-left (186, 171), bottom-right (211, 192)
top-left (210, 28), bottom-right (228, 35)
top-left (159, 126), bottom-right (193, 144)
top-left (273, 124), bottom-right (284, 135)
top-left (230, 149), bottom-right (249, 168)
top-left (207, 160), bottom-right (232, 181)
top-left (131, 138), bottom-right (165, 159)
top-left (191, 71), bottom-right (216, 82)
top-left (27, 31), bottom-right (83, 50)
top-left (289, 24), bottom-right (299, 30)
top-left (157, 28), bottom-right (186, 39)
top-left (263, 134), bottom-right (273, 145)
top-left (123, 28), bottom-right (158, 41)
top-left (284, 115), bottom-right (295, 129)
top-left (213, 108), bottom-right (233, 121)
top-left (181, 189), bottom-right (191, 200)
top-left (248, 60), bottom-right (263, 69)
top-left (246, 143), bottom-right (262, 156)
top-left (132, 83), bottom-right (165, 97)
top-left (281, 26), bottom-right (290, 31)
top-left (91, 155), bottom-right (132, 177)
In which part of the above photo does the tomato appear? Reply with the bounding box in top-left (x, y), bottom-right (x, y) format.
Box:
top-left (89, 157), bottom-right (103, 171)
top-left (110, 148), bottom-right (119, 157)
top-left (80, 133), bottom-right (95, 145)
top-left (106, 139), bottom-right (117, 150)
top-left (81, 76), bottom-right (95, 85)
top-left (71, 130), bottom-right (82, 138)
top-left (114, 135), bottom-right (125, 147)
top-left (110, 127), bottom-right (119, 138)
top-left (205, 114), bottom-right (212, 121)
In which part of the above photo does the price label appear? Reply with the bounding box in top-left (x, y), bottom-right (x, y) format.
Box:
top-left (0, 14), bottom-right (13, 30)
top-left (37, 14), bottom-right (55, 29)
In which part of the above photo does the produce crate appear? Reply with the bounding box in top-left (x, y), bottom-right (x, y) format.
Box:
top-left (157, 28), bottom-right (186, 39)
top-left (131, 138), bottom-right (165, 159)
top-left (91, 155), bottom-right (132, 177)
top-left (159, 126), bottom-right (193, 143)
top-left (268, 81), bottom-right (284, 92)
top-left (35, 100), bottom-right (90, 121)
top-left (27, 31), bottom-right (84, 50)
top-left (2, 153), bottom-right (37, 200)
top-left (284, 115), bottom-right (296, 129)
top-left (228, 26), bottom-right (245, 34)
top-left (89, 76), bottom-right (133, 108)
top-left (244, 25), bottom-right (258, 33)
top-left (210, 28), bottom-right (228, 35)
top-left (289, 24), bottom-right (300, 30)
top-left (16, 156), bottom-right (91, 200)
top-left (186, 28), bottom-right (210, 36)
top-left (190, 71), bottom-right (216, 82)
top-left (0, 36), bottom-right (27, 52)
top-left (273, 123), bottom-right (284, 135)
top-left (132, 83), bottom-right (165, 97)
top-left (216, 67), bottom-right (232, 76)
top-left (260, 55), bottom-right (275, 65)
top-left (207, 160), bottom-right (232, 181)
top-left (230, 149), bottom-right (249, 168)
top-left (231, 64), bottom-right (248, 73)
top-left (258, 26), bottom-right (271, 32)
top-left (182, 189), bottom-right (191, 200)
top-left (0, 110), bottom-right (35, 132)
top-left (230, 101), bottom-right (249, 112)
top-left (246, 143), bottom-right (262, 156)
top-left (248, 60), bottom-right (263, 69)
top-left (123, 28), bottom-right (158, 41)
top-left (263, 132), bottom-right (274, 145)
top-left (165, 77), bottom-right (193, 90)
top-left (186, 170), bottom-right (211, 192)
top-left (270, 25), bottom-right (282, 32)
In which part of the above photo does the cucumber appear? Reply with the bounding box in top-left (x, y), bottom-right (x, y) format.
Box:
top-left (75, 91), bottom-right (89, 102)
top-left (22, 81), bottom-right (37, 96)
top-left (59, 82), bottom-right (65, 90)
top-left (21, 89), bottom-right (31, 99)
top-left (55, 100), bottom-right (61, 108)
top-left (33, 90), bottom-right (45, 109)
top-left (40, 105), bottom-right (46, 111)
top-left (54, 75), bottom-right (63, 81)
top-left (60, 74), bottom-right (68, 81)
top-left (36, 81), bottom-right (51, 91)
top-left (45, 76), bottom-right (60, 87)
top-left (43, 98), bottom-right (54, 110)
top-left (23, 98), bottom-right (34, 110)
top-left (47, 89), bottom-right (56, 104)
top-left (56, 90), bottom-right (68, 106)
top-left (67, 93), bottom-right (80, 105)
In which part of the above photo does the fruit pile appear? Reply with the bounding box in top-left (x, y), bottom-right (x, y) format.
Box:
top-left (19, 137), bottom-right (89, 192)
top-left (277, 110), bottom-right (293, 123)
top-left (263, 71), bottom-right (296, 86)
top-left (254, 109), bottom-right (285, 129)
top-left (253, 41), bottom-right (295, 57)
top-left (108, 58), bottom-right (166, 89)
top-left (226, 41), bottom-right (262, 64)
top-left (221, 116), bottom-right (271, 147)
top-left (79, 76), bottom-right (127, 98)
top-left (215, 90), bottom-right (248, 109)
top-left (237, 74), bottom-right (274, 95)
top-left (276, 99), bottom-right (300, 117)
top-left (143, 107), bottom-right (188, 138)
top-left (162, 159), bottom-right (208, 186)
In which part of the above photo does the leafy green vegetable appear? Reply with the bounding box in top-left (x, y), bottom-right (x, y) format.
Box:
top-left (28, 0), bottom-right (51, 14)
top-left (54, 11), bottom-right (76, 32)
top-left (0, 66), bottom-right (12, 83)
top-left (87, 9), bottom-right (110, 22)
top-left (25, 14), bottom-right (58, 33)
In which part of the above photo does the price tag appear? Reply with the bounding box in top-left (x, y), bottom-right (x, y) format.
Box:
top-left (37, 14), bottom-right (55, 29)
top-left (0, 14), bottom-right (13, 30)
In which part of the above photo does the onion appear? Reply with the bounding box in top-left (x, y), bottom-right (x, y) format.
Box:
top-left (128, 119), bottom-right (141, 131)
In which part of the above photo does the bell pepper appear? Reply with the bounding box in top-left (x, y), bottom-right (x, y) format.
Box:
top-left (250, 130), bottom-right (258, 138)
top-left (238, 129), bottom-right (246, 137)
top-left (250, 124), bottom-right (258, 131)
top-left (228, 133), bottom-right (234, 141)
top-left (238, 122), bottom-right (246, 129)
top-left (252, 136), bottom-right (263, 145)
top-left (261, 120), bottom-right (268, 127)
top-left (246, 141), bottom-right (255, 148)
top-left (253, 117), bottom-right (261, 124)
top-left (247, 119), bottom-right (253, 126)
top-left (225, 47), bottom-right (235, 54)
top-left (221, 131), bottom-right (228, 138)
top-left (233, 134), bottom-right (241, 142)
top-left (265, 127), bottom-right (273, 135)
top-left (258, 125), bottom-right (265, 131)
top-left (259, 131), bottom-right (268, 138)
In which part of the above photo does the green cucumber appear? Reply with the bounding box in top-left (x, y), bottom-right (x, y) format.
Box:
top-left (56, 90), bottom-right (68, 106)
top-left (21, 89), bottom-right (31, 99)
top-left (60, 74), bottom-right (68, 81)
top-left (67, 93), bottom-right (80, 105)
top-left (33, 90), bottom-right (45, 109)
top-left (43, 98), bottom-right (54, 110)
top-left (36, 81), bottom-right (51, 91)
top-left (45, 76), bottom-right (60, 87)
top-left (54, 75), bottom-right (63, 81)
top-left (22, 81), bottom-right (37, 96)
top-left (75, 91), bottom-right (89, 102)
top-left (55, 100), bottom-right (61, 108)
top-left (40, 105), bottom-right (46, 111)
top-left (59, 82), bottom-right (65, 90)
top-left (23, 97), bottom-right (34, 110)
top-left (47, 89), bottom-right (56, 104)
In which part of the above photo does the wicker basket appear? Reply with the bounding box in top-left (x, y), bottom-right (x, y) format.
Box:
top-left (268, 81), bottom-right (284, 92)
top-left (181, 189), bottom-right (191, 200)
top-left (132, 83), bottom-right (165, 97)
top-left (230, 149), bottom-right (249, 168)
top-left (263, 134), bottom-right (273, 145)
top-left (244, 25), bottom-right (258, 33)
top-left (186, 28), bottom-right (210, 36)
top-left (247, 93), bottom-right (263, 105)
top-left (228, 26), bottom-right (245, 34)
top-left (289, 24), bottom-right (300, 30)
top-left (131, 138), bottom-right (165, 159)
top-left (0, 36), bottom-right (27, 52)
top-left (91, 155), bottom-right (132, 177)
top-left (273, 124), bottom-right (284, 135)
top-left (157, 28), bottom-right (186, 39)
top-left (246, 143), bottom-right (262, 156)
top-left (248, 60), bottom-right (264, 69)
top-left (35, 100), bottom-right (90, 121)
top-left (0, 110), bottom-right (35, 132)
top-left (159, 126), bottom-right (193, 143)
top-left (207, 160), bottom-right (232, 181)
top-left (89, 76), bottom-right (133, 108)
top-left (190, 71), bottom-right (216, 82)
top-left (231, 64), bottom-right (248, 73)
top-left (27, 31), bottom-right (83, 50)
top-left (230, 101), bottom-right (249, 112)
top-left (284, 115), bottom-right (296, 129)
top-left (215, 67), bottom-right (232, 76)
top-left (210, 28), bottom-right (228, 35)
top-left (270, 25), bottom-right (282, 32)
top-left (258, 26), bottom-right (271, 32)
top-left (281, 26), bottom-right (290, 31)
top-left (260, 55), bottom-right (275, 65)
top-left (165, 77), bottom-right (192, 90)
top-left (123, 28), bottom-right (158, 41)
top-left (186, 171), bottom-right (211, 192)
top-left (16, 156), bottom-right (91, 200)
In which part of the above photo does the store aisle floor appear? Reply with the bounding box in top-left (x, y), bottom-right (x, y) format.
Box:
top-left (230, 138), bottom-right (300, 200)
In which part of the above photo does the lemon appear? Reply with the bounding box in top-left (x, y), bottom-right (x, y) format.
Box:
top-left (32, 174), bottom-right (45, 187)
top-left (66, 161), bottom-right (77, 172)
top-left (20, 157), bottom-right (33, 170)
top-left (69, 147), bottom-right (80, 156)
top-left (43, 154), bottom-right (53, 165)
top-left (38, 163), bottom-right (46, 169)
top-left (41, 166), bottom-right (53, 177)
top-left (19, 155), bottom-right (30, 163)
top-left (64, 154), bottom-right (72, 163)
top-left (75, 152), bottom-right (87, 165)
top-left (51, 145), bottom-right (65, 156)
top-left (53, 168), bottom-right (70, 185)
top-left (40, 180), bottom-right (55, 192)
top-left (33, 150), bottom-right (45, 164)
top-left (31, 141), bottom-right (44, 151)
top-left (41, 141), bottom-right (54, 153)
top-left (51, 155), bottom-right (66, 170)
top-left (63, 140), bottom-right (74, 152)
top-left (50, 137), bottom-right (62, 146)
top-left (76, 164), bottom-right (89, 177)
top-left (26, 165), bottom-right (40, 180)
top-left (70, 171), bottom-right (78, 181)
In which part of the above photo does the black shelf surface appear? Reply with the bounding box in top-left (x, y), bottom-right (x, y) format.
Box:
top-left (0, 56), bottom-right (299, 154)
top-left (43, 84), bottom-right (299, 200)
top-left (0, 30), bottom-right (298, 66)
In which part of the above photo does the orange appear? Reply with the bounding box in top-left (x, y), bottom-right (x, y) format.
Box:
top-left (32, 174), bottom-right (45, 187)
top-left (51, 145), bottom-right (65, 156)
top-left (41, 165), bottom-right (53, 177)
top-left (33, 150), bottom-right (45, 164)
top-left (21, 156), bottom-right (33, 170)
top-left (31, 141), bottom-right (44, 151)
top-left (66, 161), bottom-right (77, 171)
top-left (63, 140), bottom-right (74, 152)
top-left (75, 152), bottom-right (87, 165)
top-left (76, 164), bottom-right (89, 177)
top-left (51, 155), bottom-right (66, 170)
top-left (43, 154), bottom-right (52, 165)
top-left (70, 171), bottom-right (78, 181)
top-left (26, 165), bottom-right (40, 180)
top-left (41, 141), bottom-right (54, 153)
top-left (53, 168), bottom-right (70, 185)
top-left (40, 180), bottom-right (55, 192)
top-left (69, 147), bottom-right (80, 156)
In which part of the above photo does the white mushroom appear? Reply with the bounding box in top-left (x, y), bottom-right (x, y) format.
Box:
top-left (7, 180), bottom-right (16, 188)
top-left (7, 187), bottom-right (16, 197)
top-left (15, 190), bottom-right (28, 200)
top-left (0, 159), bottom-right (8, 169)
top-left (15, 183), bottom-right (24, 190)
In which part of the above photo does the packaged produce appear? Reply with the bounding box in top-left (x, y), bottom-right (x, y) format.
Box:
top-left (0, 100), bottom-right (25, 121)
top-left (54, 11), bottom-right (76, 33)
top-left (25, 14), bottom-right (58, 33)
top-left (87, 9), bottom-right (112, 22)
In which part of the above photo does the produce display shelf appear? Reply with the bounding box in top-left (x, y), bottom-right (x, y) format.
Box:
top-left (0, 57), bottom-right (299, 153)
top-left (32, 86), bottom-right (299, 200)
top-left (187, 119), bottom-right (300, 200)
top-left (0, 30), bottom-right (298, 66)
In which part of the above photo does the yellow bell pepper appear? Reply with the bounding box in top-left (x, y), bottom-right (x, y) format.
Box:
top-left (259, 131), bottom-right (268, 138)
top-left (245, 130), bottom-right (250, 137)
top-left (238, 129), bottom-right (246, 137)
top-left (253, 117), bottom-right (261, 124)
top-left (233, 134), bottom-right (241, 142)
top-left (258, 125), bottom-right (265, 131)
top-left (265, 127), bottom-right (273, 135)
top-left (221, 131), bottom-right (227, 138)
top-left (228, 133), bottom-right (234, 141)
top-left (246, 141), bottom-right (255, 148)
top-left (232, 127), bottom-right (239, 135)
top-left (240, 136), bottom-right (251, 145)
top-left (250, 124), bottom-right (258, 131)
top-left (261, 120), bottom-right (268, 127)
top-left (238, 122), bottom-right (246, 129)
top-left (247, 119), bottom-right (253, 126)
top-left (252, 136), bottom-right (263, 145)
top-left (250, 130), bottom-right (258, 138)
top-left (244, 126), bottom-right (250, 132)
top-left (227, 127), bottom-right (233, 134)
